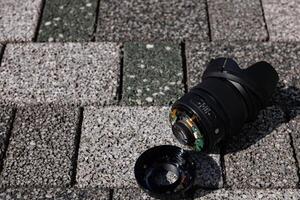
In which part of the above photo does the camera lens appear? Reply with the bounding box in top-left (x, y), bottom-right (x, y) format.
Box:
top-left (170, 57), bottom-right (279, 152)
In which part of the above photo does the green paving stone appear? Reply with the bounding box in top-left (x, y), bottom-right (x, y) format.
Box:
top-left (122, 43), bottom-right (184, 106)
top-left (38, 0), bottom-right (98, 42)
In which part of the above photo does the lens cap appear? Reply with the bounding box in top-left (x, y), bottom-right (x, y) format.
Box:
top-left (134, 145), bottom-right (195, 199)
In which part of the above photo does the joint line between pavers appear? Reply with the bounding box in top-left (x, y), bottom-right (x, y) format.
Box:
top-left (117, 44), bottom-right (124, 105)
top-left (91, 0), bottom-right (101, 42)
top-left (0, 44), bottom-right (6, 67)
top-left (33, 0), bottom-right (46, 42)
top-left (109, 188), bottom-right (114, 200)
top-left (204, 0), bottom-right (212, 42)
top-left (220, 142), bottom-right (228, 189)
top-left (285, 110), bottom-right (300, 188)
top-left (259, 0), bottom-right (270, 42)
top-left (70, 107), bottom-right (84, 186)
top-left (180, 41), bottom-right (189, 94)
top-left (0, 108), bottom-right (17, 176)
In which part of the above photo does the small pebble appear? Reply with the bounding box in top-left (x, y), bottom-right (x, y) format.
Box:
top-left (145, 97), bottom-right (153, 102)
top-left (146, 44), bottom-right (154, 49)
top-left (45, 21), bottom-right (52, 26)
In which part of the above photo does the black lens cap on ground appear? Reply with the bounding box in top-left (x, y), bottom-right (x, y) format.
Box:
top-left (134, 145), bottom-right (195, 199)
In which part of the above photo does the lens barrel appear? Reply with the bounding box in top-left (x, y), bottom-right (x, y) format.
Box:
top-left (170, 57), bottom-right (279, 152)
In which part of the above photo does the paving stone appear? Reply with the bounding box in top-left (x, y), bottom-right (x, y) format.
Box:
top-left (224, 106), bottom-right (298, 188)
top-left (0, 105), bottom-right (79, 187)
top-left (0, 0), bottom-right (42, 42)
top-left (76, 106), bottom-right (178, 188)
top-left (0, 105), bottom-right (13, 165)
top-left (38, 0), bottom-right (98, 42)
top-left (113, 188), bottom-right (194, 200)
top-left (76, 106), bottom-right (222, 188)
top-left (186, 41), bottom-right (300, 89)
top-left (208, 0), bottom-right (267, 41)
top-left (0, 43), bottom-right (120, 106)
top-left (262, 0), bottom-right (300, 42)
top-left (96, 0), bottom-right (209, 42)
top-left (0, 187), bottom-right (109, 200)
top-left (112, 188), bottom-right (155, 200)
top-left (194, 189), bottom-right (300, 199)
top-left (122, 43), bottom-right (184, 106)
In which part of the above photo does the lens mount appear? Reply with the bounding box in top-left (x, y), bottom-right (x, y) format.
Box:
top-left (134, 145), bottom-right (195, 199)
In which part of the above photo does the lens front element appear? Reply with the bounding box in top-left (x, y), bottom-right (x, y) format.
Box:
top-left (170, 108), bottom-right (205, 151)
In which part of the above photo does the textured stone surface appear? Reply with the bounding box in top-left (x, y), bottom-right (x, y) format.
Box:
top-left (0, 105), bottom-right (13, 164)
top-left (194, 189), bottom-right (300, 199)
top-left (186, 41), bottom-right (300, 89)
top-left (113, 188), bottom-right (155, 200)
top-left (0, 187), bottom-right (109, 200)
top-left (122, 43), bottom-right (184, 106)
top-left (263, 0), bottom-right (300, 42)
top-left (38, 0), bottom-right (98, 42)
top-left (224, 106), bottom-right (299, 188)
top-left (77, 106), bottom-right (222, 188)
top-left (0, 0), bottom-right (42, 42)
top-left (0, 43), bottom-right (120, 106)
top-left (76, 106), bottom-right (179, 188)
top-left (208, 0), bottom-right (267, 41)
top-left (0, 105), bottom-right (79, 187)
top-left (191, 153), bottom-right (222, 188)
top-left (113, 188), bottom-right (193, 200)
top-left (96, 0), bottom-right (209, 42)
top-left (289, 108), bottom-right (300, 170)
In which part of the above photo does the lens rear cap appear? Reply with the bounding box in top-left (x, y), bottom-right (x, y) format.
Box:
top-left (134, 145), bottom-right (195, 199)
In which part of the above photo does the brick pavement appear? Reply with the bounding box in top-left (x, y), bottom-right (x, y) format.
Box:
top-left (0, 0), bottom-right (299, 199)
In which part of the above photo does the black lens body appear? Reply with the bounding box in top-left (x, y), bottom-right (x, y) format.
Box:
top-left (171, 57), bottom-right (279, 152)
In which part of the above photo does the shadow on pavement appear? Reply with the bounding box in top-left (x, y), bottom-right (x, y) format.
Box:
top-left (223, 82), bottom-right (300, 154)
top-left (177, 151), bottom-right (221, 200)
top-left (191, 83), bottom-right (299, 199)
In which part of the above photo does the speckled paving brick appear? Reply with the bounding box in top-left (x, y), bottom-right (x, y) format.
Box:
top-left (0, 187), bottom-right (109, 200)
top-left (0, 105), bottom-right (79, 187)
top-left (0, 0), bottom-right (42, 42)
top-left (208, 0), bottom-right (267, 41)
top-left (76, 106), bottom-right (179, 188)
top-left (113, 188), bottom-right (194, 200)
top-left (224, 106), bottom-right (298, 188)
top-left (112, 188), bottom-right (155, 200)
top-left (76, 106), bottom-right (222, 188)
top-left (262, 0), bottom-right (300, 42)
top-left (194, 189), bottom-right (300, 199)
top-left (96, 0), bottom-right (209, 42)
top-left (0, 105), bottom-right (13, 165)
top-left (38, 0), bottom-right (98, 42)
top-left (122, 43), bottom-right (184, 106)
top-left (0, 43), bottom-right (120, 106)
top-left (186, 41), bottom-right (300, 89)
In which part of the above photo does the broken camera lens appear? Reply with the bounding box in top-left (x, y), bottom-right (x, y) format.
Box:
top-left (134, 57), bottom-right (279, 199)
top-left (170, 57), bottom-right (279, 152)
